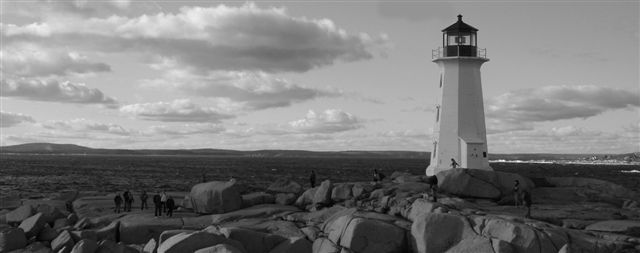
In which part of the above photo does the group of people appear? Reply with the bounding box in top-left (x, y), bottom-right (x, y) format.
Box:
top-left (113, 190), bottom-right (137, 213)
top-left (114, 190), bottom-right (175, 217)
top-left (153, 191), bottom-right (176, 217)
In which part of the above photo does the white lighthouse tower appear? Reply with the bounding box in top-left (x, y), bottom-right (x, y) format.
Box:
top-left (426, 15), bottom-right (493, 176)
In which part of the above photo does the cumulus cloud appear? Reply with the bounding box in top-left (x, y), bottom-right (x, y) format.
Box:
top-left (120, 99), bottom-right (234, 122)
top-left (0, 111), bottom-right (36, 128)
top-left (1, 43), bottom-right (111, 77)
top-left (288, 109), bottom-right (363, 134)
top-left (144, 71), bottom-right (340, 110)
top-left (2, 3), bottom-right (388, 73)
top-left (40, 119), bottom-right (132, 135)
top-left (486, 85), bottom-right (640, 133)
top-left (0, 78), bottom-right (118, 107)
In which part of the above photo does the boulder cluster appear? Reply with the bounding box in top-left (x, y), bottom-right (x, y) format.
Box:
top-left (1, 168), bottom-right (640, 253)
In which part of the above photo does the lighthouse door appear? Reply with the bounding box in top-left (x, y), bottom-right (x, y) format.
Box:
top-left (461, 140), bottom-right (483, 168)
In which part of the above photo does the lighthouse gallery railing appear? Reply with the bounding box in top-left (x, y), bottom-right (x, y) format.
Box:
top-left (432, 47), bottom-right (487, 59)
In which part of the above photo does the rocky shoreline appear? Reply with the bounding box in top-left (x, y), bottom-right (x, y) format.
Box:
top-left (2, 168), bottom-right (640, 253)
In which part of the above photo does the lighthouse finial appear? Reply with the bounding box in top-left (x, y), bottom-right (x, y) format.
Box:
top-left (457, 14), bottom-right (463, 21)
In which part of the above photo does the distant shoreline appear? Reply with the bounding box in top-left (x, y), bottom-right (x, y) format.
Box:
top-left (489, 159), bottom-right (640, 166)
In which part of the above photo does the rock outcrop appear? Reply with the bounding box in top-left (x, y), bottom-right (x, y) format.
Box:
top-left (3, 170), bottom-right (639, 253)
top-left (0, 227), bottom-right (27, 252)
top-left (157, 231), bottom-right (241, 253)
top-left (267, 179), bottom-right (303, 195)
top-left (190, 181), bottom-right (243, 214)
top-left (437, 168), bottom-right (534, 199)
top-left (118, 214), bottom-right (183, 244)
top-left (19, 212), bottom-right (47, 238)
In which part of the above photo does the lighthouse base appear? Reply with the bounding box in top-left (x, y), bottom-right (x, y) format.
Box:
top-left (425, 165), bottom-right (493, 177)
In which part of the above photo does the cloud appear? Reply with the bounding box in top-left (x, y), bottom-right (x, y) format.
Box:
top-left (486, 85), bottom-right (640, 133)
top-left (1, 43), bottom-right (111, 77)
top-left (119, 99), bottom-right (234, 122)
top-left (0, 111), bottom-right (35, 128)
top-left (3, 3), bottom-right (388, 73)
top-left (40, 119), bottom-right (132, 135)
top-left (146, 123), bottom-right (225, 136)
top-left (288, 109), bottom-right (363, 134)
top-left (143, 70), bottom-right (340, 110)
top-left (0, 78), bottom-right (118, 107)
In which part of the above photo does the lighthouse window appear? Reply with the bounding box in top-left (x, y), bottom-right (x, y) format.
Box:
top-left (448, 34), bottom-right (472, 46)
top-left (483, 152), bottom-right (487, 158)
top-left (433, 142), bottom-right (437, 158)
top-left (436, 105), bottom-right (440, 122)
top-left (439, 74), bottom-right (442, 87)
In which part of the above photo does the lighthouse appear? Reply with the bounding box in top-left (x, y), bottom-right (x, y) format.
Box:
top-left (426, 15), bottom-right (493, 176)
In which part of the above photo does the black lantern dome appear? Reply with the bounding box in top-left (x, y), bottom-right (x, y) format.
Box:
top-left (442, 15), bottom-right (478, 57)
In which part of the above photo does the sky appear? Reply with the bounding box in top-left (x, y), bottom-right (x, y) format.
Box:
top-left (0, 0), bottom-right (638, 154)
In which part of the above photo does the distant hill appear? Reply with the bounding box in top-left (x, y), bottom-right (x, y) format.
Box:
top-left (1, 143), bottom-right (637, 163)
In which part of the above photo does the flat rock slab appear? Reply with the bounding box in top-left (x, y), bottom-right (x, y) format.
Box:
top-left (118, 213), bottom-right (184, 244)
top-left (586, 220), bottom-right (640, 237)
top-left (210, 204), bottom-right (300, 224)
top-left (5, 205), bottom-right (34, 224)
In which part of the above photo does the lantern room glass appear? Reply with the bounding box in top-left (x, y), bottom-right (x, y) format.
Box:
top-left (443, 31), bottom-right (478, 57)
top-left (446, 32), bottom-right (476, 47)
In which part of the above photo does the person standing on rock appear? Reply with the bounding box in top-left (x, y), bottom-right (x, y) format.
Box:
top-left (123, 190), bottom-right (133, 212)
top-left (427, 175), bottom-right (438, 202)
top-left (513, 180), bottom-right (521, 207)
top-left (373, 169), bottom-right (386, 182)
top-left (166, 196), bottom-right (175, 217)
top-left (140, 190), bottom-right (148, 210)
top-left (522, 190), bottom-right (532, 218)
top-left (161, 191), bottom-right (168, 214)
top-left (114, 193), bottom-right (123, 213)
top-left (153, 192), bottom-right (162, 217)
top-left (450, 158), bottom-right (459, 168)
top-left (309, 170), bottom-right (316, 188)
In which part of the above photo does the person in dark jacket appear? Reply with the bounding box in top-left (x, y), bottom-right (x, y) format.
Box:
top-left (373, 169), bottom-right (386, 182)
top-left (450, 158), bottom-right (459, 168)
top-left (427, 175), bottom-right (438, 202)
top-left (513, 180), bottom-right (521, 207)
top-left (123, 190), bottom-right (133, 212)
top-left (140, 190), bottom-right (148, 210)
top-left (522, 190), bottom-right (532, 218)
top-left (166, 196), bottom-right (175, 217)
top-left (114, 194), bottom-right (123, 213)
top-left (153, 192), bottom-right (162, 217)
top-left (309, 170), bottom-right (316, 188)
